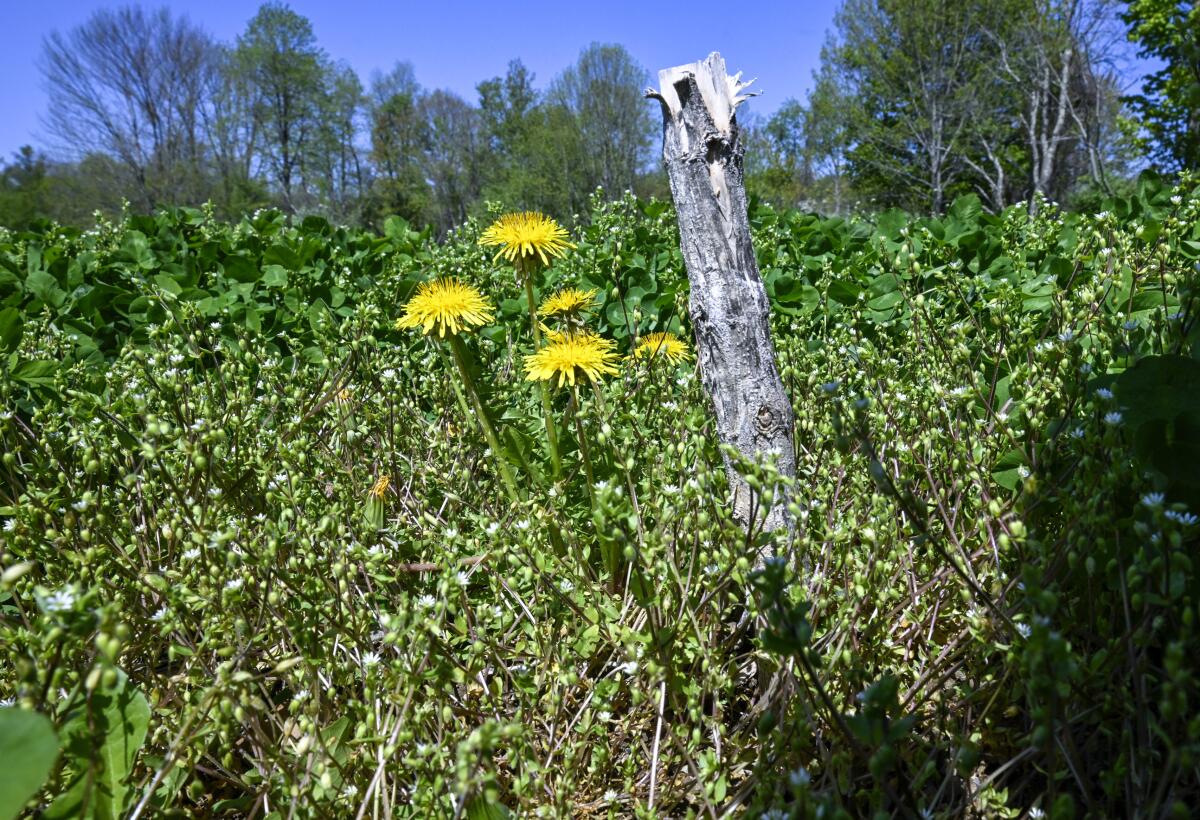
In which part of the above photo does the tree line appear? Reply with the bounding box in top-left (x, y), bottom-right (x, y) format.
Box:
top-left (742, 0), bottom-right (1196, 215)
top-left (0, 0), bottom-right (1195, 230)
top-left (0, 3), bottom-right (658, 232)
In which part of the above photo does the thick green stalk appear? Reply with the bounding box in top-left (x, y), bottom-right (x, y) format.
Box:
top-left (525, 273), bottom-right (562, 480)
top-left (447, 335), bottom-right (522, 504)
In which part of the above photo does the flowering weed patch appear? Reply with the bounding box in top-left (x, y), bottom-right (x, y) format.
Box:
top-left (1, 180), bottom-right (1199, 816)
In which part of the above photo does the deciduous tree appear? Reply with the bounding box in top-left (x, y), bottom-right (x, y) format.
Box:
top-left (39, 6), bottom-right (219, 210)
top-left (831, 0), bottom-right (990, 213)
top-left (1123, 0), bottom-right (1200, 171)
top-left (549, 43), bottom-right (655, 201)
top-left (234, 2), bottom-right (328, 213)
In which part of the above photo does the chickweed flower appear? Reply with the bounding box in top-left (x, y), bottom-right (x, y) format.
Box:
top-left (1166, 510), bottom-right (1199, 526)
top-left (394, 278), bottom-right (494, 338)
top-left (42, 587), bottom-right (76, 613)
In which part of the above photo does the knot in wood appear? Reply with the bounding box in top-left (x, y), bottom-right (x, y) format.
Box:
top-left (754, 404), bottom-right (779, 439)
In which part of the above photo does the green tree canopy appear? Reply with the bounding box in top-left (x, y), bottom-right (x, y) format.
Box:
top-left (1123, 0), bottom-right (1200, 171)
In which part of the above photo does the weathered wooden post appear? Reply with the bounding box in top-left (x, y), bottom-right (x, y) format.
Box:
top-left (647, 52), bottom-right (796, 536)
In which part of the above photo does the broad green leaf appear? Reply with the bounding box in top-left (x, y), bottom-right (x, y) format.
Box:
top-left (25, 270), bottom-right (65, 308)
top-left (45, 670), bottom-right (150, 820)
top-left (875, 209), bottom-right (907, 239)
top-left (465, 797), bottom-right (512, 820)
top-left (263, 244), bottom-right (301, 270)
top-left (1115, 354), bottom-right (1200, 424)
top-left (0, 709), bottom-right (59, 820)
top-left (868, 273), bottom-right (900, 298)
top-left (827, 278), bottom-right (861, 305)
top-left (13, 360), bottom-right (57, 387)
top-left (152, 273), bottom-right (182, 296)
top-left (0, 307), bottom-right (22, 354)
top-left (261, 265), bottom-right (289, 288)
top-left (222, 255), bottom-right (259, 283)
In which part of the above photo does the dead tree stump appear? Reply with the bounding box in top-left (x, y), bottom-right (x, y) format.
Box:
top-left (647, 52), bottom-right (796, 538)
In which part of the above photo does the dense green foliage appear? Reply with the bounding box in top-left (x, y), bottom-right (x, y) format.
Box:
top-left (2, 176), bottom-right (1199, 817)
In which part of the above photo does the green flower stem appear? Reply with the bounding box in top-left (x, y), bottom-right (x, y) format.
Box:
top-left (436, 344), bottom-right (475, 429)
top-left (569, 384), bottom-right (595, 493)
top-left (524, 272), bottom-right (563, 480)
top-left (447, 334), bottom-right (522, 504)
top-left (523, 270), bottom-right (541, 346)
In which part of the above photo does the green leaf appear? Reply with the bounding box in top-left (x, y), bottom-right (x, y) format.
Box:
top-left (465, 797), bottom-right (512, 820)
top-left (868, 273), bottom-right (900, 298)
top-left (152, 273), bottom-right (182, 296)
top-left (868, 291), bottom-right (904, 311)
top-left (383, 215), bottom-right (411, 242)
top-left (261, 265), bottom-right (289, 288)
top-left (875, 209), bottom-right (908, 239)
top-left (1114, 355), bottom-right (1200, 504)
top-left (605, 301), bottom-right (634, 335)
top-left (120, 233), bottom-right (156, 269)
top-left (13, 360), bottom-right (57, 388)
top-left (0, 709), bottom-right (59, 820)
top-left (0, 308), bottom-right (22, 355)
top-left (45, 670), bottom-right (150, 820)
top-left (1115, 354), bottom-right (1200, 425)
top-left (827, 278), bottom-right (861, 305)
top-left (222, 255), bottom-right (259, 283)
top-left (25, 270), bottom-right (65, 308)
top-left (263, 244), bottom-right (301, 270)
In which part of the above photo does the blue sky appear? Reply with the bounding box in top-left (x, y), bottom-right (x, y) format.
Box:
top-left (0, 0), bottom-right (840, 158)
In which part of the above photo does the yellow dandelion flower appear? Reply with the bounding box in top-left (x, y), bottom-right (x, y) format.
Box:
top-left (480, 212), bottom-right (575, 267)
top-left (525, 331), bottom-right (620, 388)
top-left (370, 475), bottom-right (391, 498)
top-left (632, 332), bottom-right (692, 364)
top-left (539, 287), bottom-right (598, 318)
top-left (394, 278), bottom-right (494, 338)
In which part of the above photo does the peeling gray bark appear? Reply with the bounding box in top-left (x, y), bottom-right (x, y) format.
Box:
top-left (647, 52), bottom-right (796, 536)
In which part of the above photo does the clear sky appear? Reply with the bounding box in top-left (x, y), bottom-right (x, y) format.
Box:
top-left (0, 0), bottom-right (840, 158)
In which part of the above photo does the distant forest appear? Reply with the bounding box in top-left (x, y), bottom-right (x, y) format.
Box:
top-left (1, 0), bottom-right (1196, 231)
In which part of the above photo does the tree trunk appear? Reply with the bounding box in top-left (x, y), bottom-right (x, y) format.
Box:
top-left (647, 52), bottom-right (796, 538)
